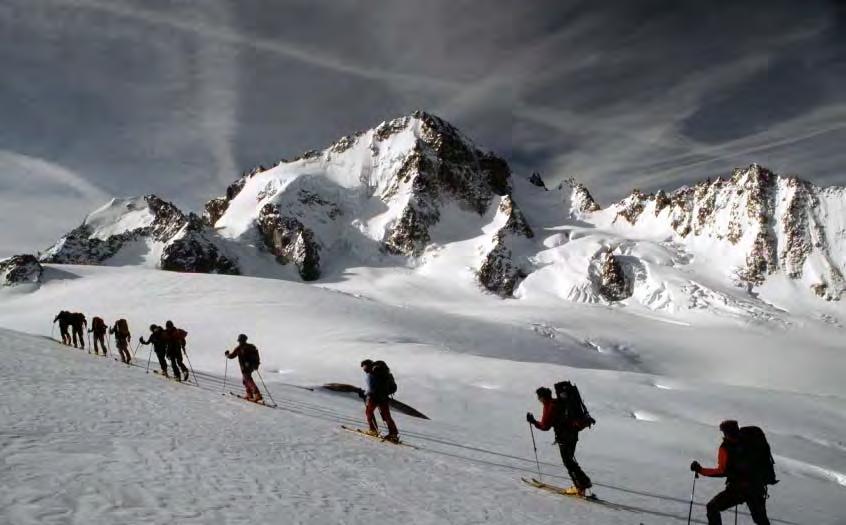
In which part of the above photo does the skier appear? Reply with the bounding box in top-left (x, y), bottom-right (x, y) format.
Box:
top-left (225, 334), bottom-right (262, 402)
top-left (527, 386), bottom-right (593, 496)
top-left (139, 325), bottom-right (169, 376)
top-left (109, 318), bottom-right (132, 364)
top-left (691, 420), bottom-right (772, 525)
top-left (89, 316), bottom-right (108, 355)
top-left (69, 312), bottom-right (87, 349)
top-left (52, 311), bottom-right (72, 345)
top-left (360, 359), bottom-right (399, 442)
top-left (163, 321), bottom-right (190, 382)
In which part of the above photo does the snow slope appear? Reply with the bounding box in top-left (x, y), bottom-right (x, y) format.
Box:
top-left (1, 265), bottom-right (845, 524)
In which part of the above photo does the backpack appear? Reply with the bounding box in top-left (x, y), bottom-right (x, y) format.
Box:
top-left (372, 361), bottom-right (397, 397)
top-left (92, 317), bottom-right (105, 331)
top-left (731, 426), bottom-right (778, 486)
top-left (242, 343), bottom-right (260, 371)
top-left (553, 381), bottom-right (595, 431)
top-left (115, 318), bottom-right (129, 336)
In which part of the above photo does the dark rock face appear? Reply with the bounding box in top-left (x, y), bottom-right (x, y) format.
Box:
top-left (257, 204), bottom-right (321, 281)
top-left (528, 172), bottom-right (547, 189)
top-left (203, 197), bottom-right (229, 227)
top-left (477, 197), bottom-right (534, 297)
top-left (161, 214), bottom-right (239, 275)
top-left (0, 254), bottom-right (43, 286)
top-left (594, 251), bottom-right (632, 302)
top-left (382, 111), bottom-right (514, 257)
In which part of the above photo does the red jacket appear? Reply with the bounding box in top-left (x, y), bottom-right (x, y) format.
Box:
top-left (700, 445), bottom-right (729, 477)
top-left (532, 399), bottom-right (556, 431)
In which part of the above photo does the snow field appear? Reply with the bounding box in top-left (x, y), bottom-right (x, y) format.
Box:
top-left (1, 264), bottom-right (845, 523)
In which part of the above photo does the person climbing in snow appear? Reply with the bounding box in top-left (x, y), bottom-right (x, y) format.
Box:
top-left (691, 420), bottom-right (772, 525)
top-left (360, 359), bottom-right (399, 442)
top-left (139, 325), bottom-right (169, 376)
top-left (225, 334), bottom-right (262, 402)
top-left (527, 386), bottom-right (593, 496)
top-left (53, 311), bottom-right (72, 345)
top-left (69, 312), bottom-right (87, 349)
top-left (109, 319), bottom-right (132, 364)
top-left (89, 316), bottom-right (108, 355)
top-left (163, 321), bottom-right (189, 382)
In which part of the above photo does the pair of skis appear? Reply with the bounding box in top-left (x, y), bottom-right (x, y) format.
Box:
top-left (228, 391), bottom-right (276, 408)
top-left (340, 425), bottom-right (415, 448)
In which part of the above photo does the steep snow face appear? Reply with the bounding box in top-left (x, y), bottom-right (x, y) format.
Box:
top-left (210, 111), bottom-right (513, 280)
top-left (41, 196), bottom-right (239, 275)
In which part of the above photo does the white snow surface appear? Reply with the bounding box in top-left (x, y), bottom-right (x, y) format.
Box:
top-left (1, 264), bottom-right (845, 524)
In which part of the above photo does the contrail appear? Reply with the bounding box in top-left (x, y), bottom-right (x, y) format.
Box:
top-left (50, 0), bottom-right (460, 93)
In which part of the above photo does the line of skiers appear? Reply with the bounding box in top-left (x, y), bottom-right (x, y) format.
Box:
top-left (53, 311), bottom-right (191, 381)
top-left (51, 311), bottom-right (776, 524)
top-left (527, 381), bottom-right (775, 524)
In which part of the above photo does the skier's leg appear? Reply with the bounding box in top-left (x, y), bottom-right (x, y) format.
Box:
top-left (169, 355), bottom-right (181, 380)
top-left (156, 350), bottom-right (169, 375)
top-left (176, 354), bottom-right (189, 379)
top-left (706, 488), bottom-right (744, 525)
top-left (558, 436), bottom-right (591, 490)
top-left (745, 490), bottom-right (770, 525)
top-left (244, 372), bottom-right (260, 400)
top-left (77, 329), bottom-right (85, 349)
top-left (364, 398), bottom-right (379, 434)
top-left (378, 401), bottom-right (398, 437)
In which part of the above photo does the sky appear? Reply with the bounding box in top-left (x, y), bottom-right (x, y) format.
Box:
top-left (1, 0), bottom-right (845, 257)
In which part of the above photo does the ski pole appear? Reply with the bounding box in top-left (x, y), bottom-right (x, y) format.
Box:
top-left (529, 422), bottom-right (542, 481)
top-left (735, 504), bottom-right (738, 525)
top-left (51, 323), bottom-right (55, 340)
top-left (87, 332), bottom-right (92, 351)
top-left (183, 349), bottom-right (199, 386)
top-left (256, 369), bottom-right (276, 406)
top-left (132, 341), bottom-right (142, 357)
top-left (222, 357), bottom-right (228, 396)
top-left (687, 472), bottom-right (698, 525)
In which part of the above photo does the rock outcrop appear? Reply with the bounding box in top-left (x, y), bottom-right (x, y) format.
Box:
top-left (0, 254), bottom-right (43, 286)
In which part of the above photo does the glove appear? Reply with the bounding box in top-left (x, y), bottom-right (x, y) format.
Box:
top-left (357, 390), bottom-right (366, 400)
top-left (224, 351), bottom-right (230, 357)
top-left (526, 412), bottom-right (536, 424)
top-left (138, 336), bottom-right (143, 343)
top-left (690, 461), bottom-right (701, 473)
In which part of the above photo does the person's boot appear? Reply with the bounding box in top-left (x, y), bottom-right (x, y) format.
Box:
top-left (383, 434), bottom-right (400, 443)
top-left (182, 370), bottom-right (190, 382)
top-left (364, 429), bottom-right (379, 437)
top-left (162, 369), bottom-right (169, 378)
top-left (562, 487), bottom-right (583, 496)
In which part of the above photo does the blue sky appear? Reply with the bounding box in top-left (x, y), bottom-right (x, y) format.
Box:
top-left (1, 0), bottom-right (844, 256)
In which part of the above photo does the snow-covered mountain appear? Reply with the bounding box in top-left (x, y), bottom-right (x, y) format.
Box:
top-left (34, 112), bottom-right (846, 321)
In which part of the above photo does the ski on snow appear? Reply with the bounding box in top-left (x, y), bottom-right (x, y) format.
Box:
top-left (339, 425), bottom-right (415, 448)
top-left (521, 478), bottom-right (633, 512)
top-left (153, 369), bottom-right (194, 386)
top-left (228, 391), bottom-right (275, 408)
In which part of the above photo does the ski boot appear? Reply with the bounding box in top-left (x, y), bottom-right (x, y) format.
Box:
top-left (364, 429), bottom-right (380, 437)
top-left (382, 434), bottom-right (400, 444)
top-left (182, 370), bottom-right (190, 382)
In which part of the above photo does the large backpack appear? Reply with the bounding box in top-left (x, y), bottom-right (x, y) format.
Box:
top-left (554, 381), bottom-right (596, 431)
top-left (731, 426), bottom-right (778, 486)
top-left (371, 361), bottom-right (397, 397)
top-left (116, 318), bottom-right (129, 336)
top-left (92, 317), bottom-right (106, 332)
top-left (242, 343), bottom-right (260, 371)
